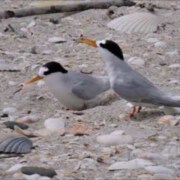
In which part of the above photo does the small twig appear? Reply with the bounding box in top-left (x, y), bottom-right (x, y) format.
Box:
top-left (0, 154), bottom-right (24, 159)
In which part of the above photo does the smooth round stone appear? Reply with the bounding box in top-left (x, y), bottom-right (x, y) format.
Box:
top-left (44, 118), bottom-right (65, 131)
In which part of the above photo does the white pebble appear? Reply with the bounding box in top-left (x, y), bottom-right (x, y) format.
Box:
top-left (97, 131), bottom-right (133, 146)
top-left (44, 118), bottom-right (65, 131)
top-left (8, 81), bottom-right (17, 86)
top-left (3, 107), bottom-right (17, 115)
top-left (108, 158), bottom-right (153, 170)
top-left (168, 79), bottom-right (179, 85)
top-left (48, 37), bottom-right (66, 43)
top-left (127, 57), bottom-right (145, 67)
top-left (145, 166), bottom-right (174, 175)
top-left (168, 63), bottom-right (180, 69)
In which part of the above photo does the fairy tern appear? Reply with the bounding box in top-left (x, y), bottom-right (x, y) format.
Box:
top-left (19, 61), bottom-right (110, 110)
top-left (79, 37), bottom-right (180, 116)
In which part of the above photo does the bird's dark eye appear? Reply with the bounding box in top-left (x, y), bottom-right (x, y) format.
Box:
top-left (99, 43), bottom-right (105, 48)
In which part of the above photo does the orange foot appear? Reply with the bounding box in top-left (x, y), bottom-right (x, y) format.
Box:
top-left (128, 106), bottom-right (142, 118)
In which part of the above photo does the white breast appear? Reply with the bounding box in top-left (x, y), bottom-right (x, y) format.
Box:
top-left (44, 73), bottom-right (85, 110)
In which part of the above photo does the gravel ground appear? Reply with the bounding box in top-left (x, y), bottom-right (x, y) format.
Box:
top-left (0, 1), bottom-right (180, 179)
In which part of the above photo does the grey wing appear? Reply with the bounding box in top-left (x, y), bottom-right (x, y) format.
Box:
top-left (113, 71), bottom-right (165, 105)
top-left (72, 75), bottom-right (110, 100)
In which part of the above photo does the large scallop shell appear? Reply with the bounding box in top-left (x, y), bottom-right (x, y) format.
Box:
top-left (107, 12), bottom-right (160, 34)
top-left (0, 136), bottom-right (32, 154)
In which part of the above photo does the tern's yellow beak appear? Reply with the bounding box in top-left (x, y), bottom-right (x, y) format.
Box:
top-left (78, 36), bottom-right (97, 48)
top-left (25, 75), bottom-right (43, 84)
top-left (13, 75), bottom-right (43, 95)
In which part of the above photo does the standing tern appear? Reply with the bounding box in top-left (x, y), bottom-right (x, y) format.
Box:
top-left (79, 36), bottom-right (180, 117)
top-left (18, 61), bottom-right (110, 110)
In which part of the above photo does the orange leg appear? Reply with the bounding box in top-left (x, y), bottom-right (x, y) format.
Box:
top-left (128, 106), bottom-right (142, 118)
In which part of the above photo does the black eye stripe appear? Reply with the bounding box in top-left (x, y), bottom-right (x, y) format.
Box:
top-left (100, 40), bottom-right (124, 61)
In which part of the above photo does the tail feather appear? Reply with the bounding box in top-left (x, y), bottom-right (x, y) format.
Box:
top-left (161, 94), bottom-right (180, 107)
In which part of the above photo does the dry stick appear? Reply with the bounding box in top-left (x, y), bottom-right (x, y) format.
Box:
top-left (0, 0), bottom-right (135, 19)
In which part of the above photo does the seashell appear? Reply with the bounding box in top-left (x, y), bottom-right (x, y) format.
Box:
top-left (158, 115), bottom-right (179, 126)
top-left (0, 136), bottom-right (32, 154)
top-left (108, 158), bottom-right (153, 170)
top-left (21, 166), bottom-right (57, 178)
top-left (68, 122), bottom-right (92, 136)
top-left (16, 115), bottom-right (39, 124)
top-left (107, 12), bottom-right (159, 34)
top-left (3, 121), bottom-right (29, 130)
top-left (14, 126), bottom-right (38, 138)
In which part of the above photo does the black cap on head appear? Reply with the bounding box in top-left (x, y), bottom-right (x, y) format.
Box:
top-left (43, 61), bottom-right (68, 75)
top-left (99, 40), bottom-right (124, 61)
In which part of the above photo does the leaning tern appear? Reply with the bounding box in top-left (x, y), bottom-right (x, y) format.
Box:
top-left (19, 61), bottom-right (110, 110)
top-left (79, 37), bottom-right (180, 116)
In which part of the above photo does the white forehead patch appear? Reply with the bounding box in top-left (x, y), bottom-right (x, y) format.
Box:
top-left (38, 66), bottom-right (48, 76)
top-left (96, 40), bottom-right (106, 47)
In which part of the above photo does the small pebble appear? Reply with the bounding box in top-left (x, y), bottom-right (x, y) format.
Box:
top-left (3, 107), bottom-right (17, 116)
top-left (44, 117), bottom-right (65, 131)
top-left (168, 63), bottom-right (180, 69)
top-left (97, 130), bottom-right (133, 146)
top-left (48, 37), bottom-right (66, 43)
top-left (21, 167), bottom-right (57, 178)
top-left (3, 121), bottom-right (29, 130)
